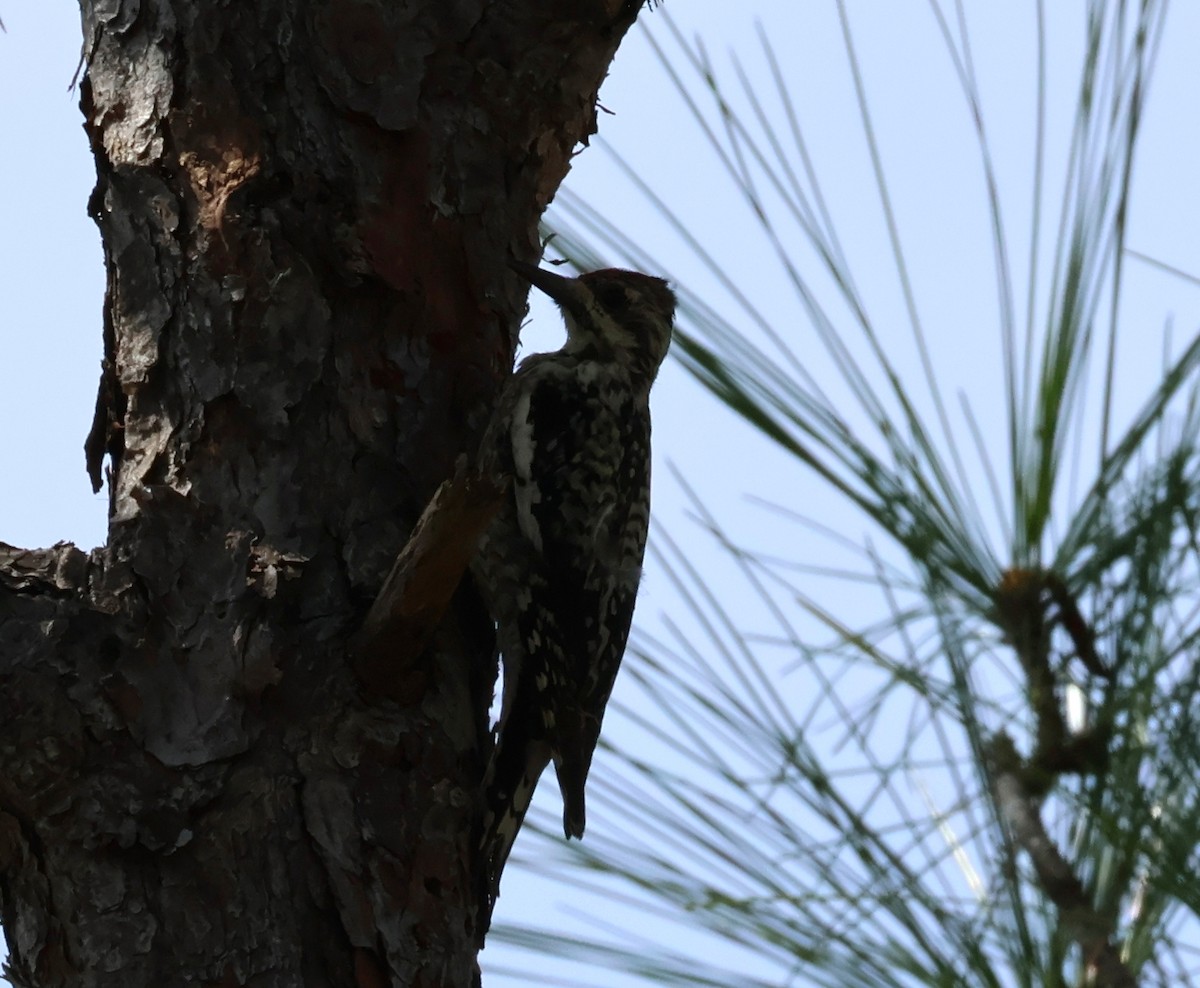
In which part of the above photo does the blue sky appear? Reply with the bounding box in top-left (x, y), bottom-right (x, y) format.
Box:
top-left (4, 3), bottom-right (1200, 985)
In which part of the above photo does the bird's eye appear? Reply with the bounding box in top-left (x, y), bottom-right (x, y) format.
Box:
top-left (595, 284), bottom-right (627, 312)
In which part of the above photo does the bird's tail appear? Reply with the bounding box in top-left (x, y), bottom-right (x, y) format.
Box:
top-left (553, 703), bottom-right (605, 840)
top-left (552, 718), bottom-right (601, 840)
top-left (479, 732), bottom-right (551, 937)
top-left (553, 756), bottom-right (587, 840)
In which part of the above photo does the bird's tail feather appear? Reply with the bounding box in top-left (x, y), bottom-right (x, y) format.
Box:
top-left (479, 734), bottom-right (551, 937)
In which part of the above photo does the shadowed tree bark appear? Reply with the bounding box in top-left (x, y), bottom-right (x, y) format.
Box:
top-left (0, 2), bottom-right (645, 984)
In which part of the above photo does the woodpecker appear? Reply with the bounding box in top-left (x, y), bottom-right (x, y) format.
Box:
top-left (475, 260), bottom-right (675, 918)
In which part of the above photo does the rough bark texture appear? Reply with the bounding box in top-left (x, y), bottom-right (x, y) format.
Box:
top-left (0, 2), bottom-right (643, 985)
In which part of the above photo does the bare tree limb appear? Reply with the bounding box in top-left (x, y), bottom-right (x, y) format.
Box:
top-left (353, 465), bottom-right (505, 702)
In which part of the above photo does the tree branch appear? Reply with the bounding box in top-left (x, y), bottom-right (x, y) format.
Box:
top-left (989, 737), bottom-right (1136, 988)
top-left (352, 465), bottom-right (505, 702)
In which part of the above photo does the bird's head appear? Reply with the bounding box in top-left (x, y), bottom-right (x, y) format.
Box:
top-left (510, 261), bottom-right (676, 388)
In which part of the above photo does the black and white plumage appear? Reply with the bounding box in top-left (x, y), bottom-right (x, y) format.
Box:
top-left (475, 261), bottom-right (675, 914)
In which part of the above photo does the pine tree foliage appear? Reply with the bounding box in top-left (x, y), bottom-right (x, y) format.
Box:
top-left (488, 2), bottom-right (1200, 985)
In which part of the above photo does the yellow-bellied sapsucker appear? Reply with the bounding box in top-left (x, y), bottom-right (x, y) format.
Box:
top-left (475, 260), bottom-right (676, 913)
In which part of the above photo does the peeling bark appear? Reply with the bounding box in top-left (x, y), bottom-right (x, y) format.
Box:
top-left (1, 2), bottom-right (644, 984)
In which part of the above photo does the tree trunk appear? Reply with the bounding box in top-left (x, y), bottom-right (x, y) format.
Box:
top-left (0, 2), bottom-right (642, 984)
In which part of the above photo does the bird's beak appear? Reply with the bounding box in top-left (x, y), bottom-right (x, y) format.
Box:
top-left (508, 259), bottom-right (578, 305)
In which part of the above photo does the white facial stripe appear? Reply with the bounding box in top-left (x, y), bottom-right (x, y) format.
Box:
top-left (563, 298), bottom-right (638, 350)
top-left (591, 300), bottom-right (638, 348)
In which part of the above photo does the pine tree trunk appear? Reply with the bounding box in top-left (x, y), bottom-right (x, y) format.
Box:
top-left (0, 2), bottom-right (642, 984)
